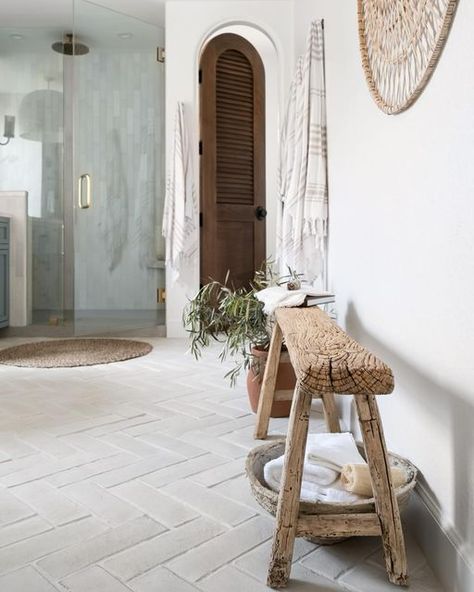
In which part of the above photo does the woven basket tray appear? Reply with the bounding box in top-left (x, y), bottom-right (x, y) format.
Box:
top-left (246, 439), bottom-right (417, 545)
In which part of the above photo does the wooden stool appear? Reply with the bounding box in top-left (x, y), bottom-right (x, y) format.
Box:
top-left (262, 308), bottom-right (408, 589)
top-left (254, 321), bottom-right (341, 439)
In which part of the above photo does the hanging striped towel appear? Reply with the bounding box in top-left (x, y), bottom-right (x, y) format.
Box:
top-left (277, 21), bottom-right (328, 284)
top-left (162, 102), bottom-right (198, 281)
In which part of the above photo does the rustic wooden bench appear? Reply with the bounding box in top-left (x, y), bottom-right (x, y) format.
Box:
top-left (258, 307), bottom-right (408, 588)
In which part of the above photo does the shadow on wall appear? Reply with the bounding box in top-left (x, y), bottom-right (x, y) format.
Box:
top-left (345, 302), bottom-right (474, 578)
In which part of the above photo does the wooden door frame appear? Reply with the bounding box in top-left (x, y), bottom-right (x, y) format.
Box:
top-left (199, 33), bottom-right (266, 286)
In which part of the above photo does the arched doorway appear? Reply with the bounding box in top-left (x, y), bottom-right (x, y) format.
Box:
top-left (199, 33), bottom-right (266, 288)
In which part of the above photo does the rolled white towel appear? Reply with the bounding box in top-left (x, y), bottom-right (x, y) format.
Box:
top-left (341, 463), bottom-right (408, 497)
top-left (306, 432), bottom-right (366, 471)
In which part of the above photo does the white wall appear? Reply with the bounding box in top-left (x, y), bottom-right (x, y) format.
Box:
top-left (165, 0), bottom-right (294, 337)
top-left (294, 0), bottom-right (474, 588)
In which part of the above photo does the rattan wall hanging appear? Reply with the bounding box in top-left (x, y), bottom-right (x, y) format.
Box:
top-left (358, 0), bottom-right (459, 114)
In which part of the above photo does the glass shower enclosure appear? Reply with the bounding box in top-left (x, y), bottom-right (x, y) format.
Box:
top-left (0, 1), bottom-right (165, 335)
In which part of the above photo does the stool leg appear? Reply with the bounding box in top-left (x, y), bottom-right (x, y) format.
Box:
top-left (267, 385), bottom-right (312, 588)
top-left (321, 392), bottom-right (341, 433)
top-left (254, 322), bottom-right (283, 439)
top-left (355, 395), bottom-right (408, 586)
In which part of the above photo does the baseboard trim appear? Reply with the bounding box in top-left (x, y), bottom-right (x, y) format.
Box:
top-left (405, 483), bottom-right (474, 592)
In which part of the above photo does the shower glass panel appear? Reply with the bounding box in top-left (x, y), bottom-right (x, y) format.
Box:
top-left (0, 24), bottom-right (68, 328)
top-left (72, 2), bottom-right (165, 335)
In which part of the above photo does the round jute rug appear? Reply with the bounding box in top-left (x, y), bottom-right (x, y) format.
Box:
top-left (0, 339), bottom-right (153, 368)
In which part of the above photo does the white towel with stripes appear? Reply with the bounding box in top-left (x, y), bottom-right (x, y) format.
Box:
top-left (162, 102), bottom-right (198, 281)
top-left (277, 21), bottom-right (328, 285)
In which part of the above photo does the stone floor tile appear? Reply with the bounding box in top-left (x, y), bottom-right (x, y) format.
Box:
top-left (0, 565), bottom-right (59, 592)
top-left (46, 453), bottom-right (137, 488)
top-left (366, 529), bottom-right (428, 573)
top-left (103, 516), bottom-right (226, 581)
top-left (286, 564), bottom-right (345, 591)
top-left (338, 560), bottom-right (445, 592)
top-left (160, 479), bottom-right (256, 527)
top-left (92, 452), bottom-right (185, 488)
top-left (212, 474), bottom-right (265, 514)
top-left (301, 536), bottom-right (381, 581)
top-left (11, 480), bottom-right (89, 526)
top-left (0, 515), bottom-right (53, 548)
top-left (198, 565), bottom-right (270, 592)
top-left (100, 433), bottom-right (163, 457)
top-left (166, 515), bottom-right (273, 582)
top-left (0, 486), bottom-right (35, 526)
top-left (129, 566), bottom-right (198, 592)
top-left (234, 538), bottom-right (317, 582)
top-left (112, 480), bottom-right (199, 527)
top-left (0, 516), bottom-right (108, 575)
top-left (61, 565), bottom-right (132, 591)
top-left (63, 481), bottom-right (144, 526)
top-left (140, 453), bottom-right (228, 488)
top-left (190, 458), bottom-right (245, 487)
top-left (137, 432), bottom-right (208, 459)
top-left (37, 516), bottom-right (164, 580)
top-left (178, 431), bottom-right (248, 459)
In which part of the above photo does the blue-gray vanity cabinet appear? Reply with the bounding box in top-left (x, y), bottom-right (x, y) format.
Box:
top-left (0, 217), bottom-right (9, 329)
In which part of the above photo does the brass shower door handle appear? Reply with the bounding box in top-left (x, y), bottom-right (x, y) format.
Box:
top-left (78, 174), bottom-right (91, 209)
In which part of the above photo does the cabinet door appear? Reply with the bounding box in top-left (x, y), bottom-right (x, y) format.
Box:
top-left (0, 248), bottom-right (9, 328)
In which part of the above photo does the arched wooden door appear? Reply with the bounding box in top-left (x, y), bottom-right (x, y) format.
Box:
top-left (199, 33), bottom-right (266, 289)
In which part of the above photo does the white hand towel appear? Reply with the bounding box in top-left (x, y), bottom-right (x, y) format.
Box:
top-left (256, 286), bottom-right (332, 315)
top-left (306, 432), bottom-right (366, 471)
top-left (263, 454), bottom-right (360, 504)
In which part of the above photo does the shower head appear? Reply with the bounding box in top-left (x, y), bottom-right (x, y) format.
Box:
top-left (52, 34), bottom-right (89, 56)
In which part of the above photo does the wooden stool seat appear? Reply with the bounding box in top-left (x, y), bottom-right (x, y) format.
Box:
top-left (276, 308), bottom-right (394, 396)
top-left (254, 307), bottom-right (409, 589)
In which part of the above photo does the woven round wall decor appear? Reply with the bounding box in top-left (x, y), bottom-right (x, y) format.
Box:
top-left (358, 0), bottom-right (459, 114)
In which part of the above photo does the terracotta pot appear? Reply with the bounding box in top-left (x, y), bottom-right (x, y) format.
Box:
top-left (246, 347), bottom-right (296, 418)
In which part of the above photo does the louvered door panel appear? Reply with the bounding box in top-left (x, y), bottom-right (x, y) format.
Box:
top-left (200, 34), bottom-right (265, 289)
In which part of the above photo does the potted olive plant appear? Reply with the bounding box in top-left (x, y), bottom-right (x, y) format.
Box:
top-left (183, 264), bottom-right (298, 417)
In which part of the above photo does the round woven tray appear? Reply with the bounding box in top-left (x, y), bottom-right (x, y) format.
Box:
top-left (246, 439), bottom-right (417, 545)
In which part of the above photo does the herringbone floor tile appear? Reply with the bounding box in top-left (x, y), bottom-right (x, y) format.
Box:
top-left (0, 337), bottom-right (443, 591)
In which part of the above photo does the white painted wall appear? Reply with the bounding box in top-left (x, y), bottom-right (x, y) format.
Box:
top-left (294, 0), bottom-right (474, 587)
top-left (165, 0), bottom-right (294, 337)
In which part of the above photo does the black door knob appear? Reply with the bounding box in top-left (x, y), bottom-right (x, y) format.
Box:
top-left (255, 206), bottom-right (267, 220)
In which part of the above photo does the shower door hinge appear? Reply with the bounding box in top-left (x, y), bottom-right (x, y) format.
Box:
top-left (199, 140), bottom-right (203, 155)
top-left (199, 213), bottom-right (203, 227)
top-left (157, 47), bottom-right (165, 63)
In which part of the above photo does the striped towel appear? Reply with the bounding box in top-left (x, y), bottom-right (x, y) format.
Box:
top-left (162, 102), bottom-right (198, 281)
top-left (277, 21), bottom-right (328, 285)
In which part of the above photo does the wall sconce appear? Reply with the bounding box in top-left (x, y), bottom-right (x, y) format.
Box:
top-left (0, 115), bottom-right (15, 146)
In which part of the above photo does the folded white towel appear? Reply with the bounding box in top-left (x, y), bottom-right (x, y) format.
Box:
top-left (306, 432), bottom-right (366, 471)
top-left (264, 454), bottom-right (337, 490)
top-left (307, 464), bottom-right (339, 486)
top-left (255, 286), bottom-right (332, 315)
top-left (263, 454), bottom-right (360, 504)
top-left (300, 478), bottom-right (361, 504)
